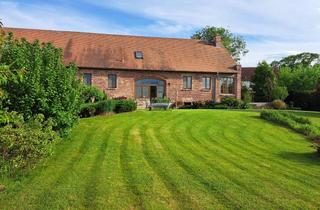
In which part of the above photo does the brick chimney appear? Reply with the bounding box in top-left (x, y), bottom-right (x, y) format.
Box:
top-left (213, 35), bottom-right (223, 47)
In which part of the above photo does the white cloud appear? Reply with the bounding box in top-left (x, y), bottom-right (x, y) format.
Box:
top-left (0, 1), bottom-right (132, 34)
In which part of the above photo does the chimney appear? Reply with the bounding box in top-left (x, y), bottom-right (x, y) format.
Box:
top-left (213, 35), bottom-right (223, 47)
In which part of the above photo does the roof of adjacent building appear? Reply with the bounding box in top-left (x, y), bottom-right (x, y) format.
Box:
top-left (3, 27), bottom-right (237, 73)
top-left (241, 67), bottom-right (256, 81)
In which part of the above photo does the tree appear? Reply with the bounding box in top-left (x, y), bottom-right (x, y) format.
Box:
top-left (191, 26), bottom-right (248, 62)
top-left (0, 32), bottom-right (82, 136)
top-left (271, 52), bottom-right (320, 68)
top-left (251, 61), bottom-right (276, 102)
top-left (271, 86), bottom-right (288, 101)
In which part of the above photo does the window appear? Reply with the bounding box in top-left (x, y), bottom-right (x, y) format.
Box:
top-left (183, 76), bottom-right (192, 89)
top-left (202, 76), bottom-right (211, 90)
top-left (83, 73), bottom-right (92, 86)
top-left (134, 51), bottom-right (143, 59)
top-left (135, 79), bottom-right (165, 98)
top-left (108, 74), bottom-right (117, 88)
top-left (220, 77), bottom-right (234, 94)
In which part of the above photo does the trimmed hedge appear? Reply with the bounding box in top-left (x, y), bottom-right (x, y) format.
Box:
top-left (79, 99), bottom-right (137, 117)
top-left (114, 100), bottom-right (137, 113)
top-left (260, 111), bottom-right (320, 139)
top-left (179, 98), bottom-right (249, 110)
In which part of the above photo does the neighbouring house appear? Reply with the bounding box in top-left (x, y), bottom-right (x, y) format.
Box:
top-left (241, 67), bottom-right (256, 89)
top-left (4, 27), bottom-right (241, 106)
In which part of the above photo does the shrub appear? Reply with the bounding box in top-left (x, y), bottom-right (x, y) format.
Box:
top-left (313, 140), bottom-right (320, 154)
top-left (1, 33), bottom-right (82, 136)
top-left (271, 100), bottom-right (287, 109)
top-left (241, 86), bottom-right (253, 103)
top-left (81, 85), bottom-right (106, 103)
top-left (79, 103), bottom-right (96, 118)
top-left (114, 100), bottom-right (137, 113)
top-left (79, 100), bottom-right (116, 118)
top-left (221, 97), bottom-right (241, 108)
top-left (0, 114), bottom-right (59, 175)
top-left (151, 97), bottom-right (170, 103)
top-left (113, 96), bottom-right (127, 100)
top-left (260, 110), bottom-right (320, 141)
top-left (271, 86), bottom-right (288, 100)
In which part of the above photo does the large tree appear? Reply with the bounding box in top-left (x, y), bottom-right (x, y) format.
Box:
top-left (271, 52), bottom-right (320, 68)
top-left (251, 61), bottom-right (276, 102)
top-left (191, 26), bottom-right (248, 62)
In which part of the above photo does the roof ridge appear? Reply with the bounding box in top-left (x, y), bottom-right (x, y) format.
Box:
top-left (3, 27), bottom-right (205, 42)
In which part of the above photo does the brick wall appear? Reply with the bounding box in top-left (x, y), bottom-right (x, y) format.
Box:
top-left (78, 69), bottom-right (241, 103)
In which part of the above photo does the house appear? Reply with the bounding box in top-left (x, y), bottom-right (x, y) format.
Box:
top-left (4, 27), bottom-right (241, 105)
top-left (241, 67), bottom-right (256, 88)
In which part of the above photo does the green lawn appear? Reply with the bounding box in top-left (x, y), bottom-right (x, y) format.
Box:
top-left (1, 110), bottom-right (320, 209)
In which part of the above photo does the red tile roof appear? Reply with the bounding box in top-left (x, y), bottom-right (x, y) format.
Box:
top-left (3, 27), bottom-right (237, 73)
top-left (241, 67), bottom-right (256, 81)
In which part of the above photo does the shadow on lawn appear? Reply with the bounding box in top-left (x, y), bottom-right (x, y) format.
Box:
top-left (278, 151), bottom-right (320, 165)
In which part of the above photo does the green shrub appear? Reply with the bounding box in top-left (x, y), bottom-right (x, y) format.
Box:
top-left (81, 85), bottom-right (106, 103)
top-left (241, 86), bottom-right (253, 103)
top-left (151, 97), bottom-right (170, 103)
top-left (271, 100), bottom-right (287, 109)
top-left (272, 86), bottom-right (288, 100)
top-left (313, 140), bottom-right (320, 154)
top-left (0, 114), bottom-right (59, 176)
top-left (221, 97), bottom-right (241, 108)
top-left (1, 33), bottom-right (82, 136)
top-left (114, 100), bottom-right (137, 113)
top-left (79, 100), bottom-right (116, 118)
top-left (0, 110), bottom-right (24, 126)
top-left (79, 103), bottom-right (96, 118)
top-left (260, 110), bottom-right (320, 140)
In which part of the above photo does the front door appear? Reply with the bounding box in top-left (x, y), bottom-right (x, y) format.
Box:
top-left (150, 86), bottom-right (157, 99)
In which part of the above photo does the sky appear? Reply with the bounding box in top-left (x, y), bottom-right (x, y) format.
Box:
top-left (1, 0), bottom-right (320, 66)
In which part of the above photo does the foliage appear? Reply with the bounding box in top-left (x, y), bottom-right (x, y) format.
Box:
top-left (0, 113), bottom-right (59, 176)
top-left (278, 65), bottom-right (320, 93)
top-left (80, 85), bottom-right (106, 103)
top-left (0, 33), bottom-right (82, 136)
top-left (191, 26), bottom-right (248, 62)
top-left (241, 86), bottom-right (253, 103)
top-left (151, 97), bottom-right (170, 103)
top-left (271, 86), bottom-right (288, 101)
top-left (271, 100), bottom-right (287, 109)
top-left (260, 110), bottom-right (320, 140)
top-left (114, 99), bottom-right (137, 113)
top-left (79, 100), bottom-right (116, 118)
top-left (271, 52), bottom-right (320, 68)
top-left (313, 140), bottom-right (320, 154)
top-left (0, 110), bottom-right (24, 126)
top-left (252, 61), bottom-right (276, 102)
top-left (178, 98), bottom-right (248, 109)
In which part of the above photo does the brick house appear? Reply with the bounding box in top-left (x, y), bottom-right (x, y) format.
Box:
top-left (5, 28), bottom-right (241, 105)
top-left (241, 67), bottom-right (256, 88)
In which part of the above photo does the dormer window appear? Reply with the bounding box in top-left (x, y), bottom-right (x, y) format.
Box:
top-left (134, 51), bottom-right (143, 59)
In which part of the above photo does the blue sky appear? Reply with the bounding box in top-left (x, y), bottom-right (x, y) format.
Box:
top-left (1, 0), bottom-right (320, 66)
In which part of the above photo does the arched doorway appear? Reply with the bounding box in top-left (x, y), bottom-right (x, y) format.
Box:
top-left (135, 79), bottom-right (165, 99)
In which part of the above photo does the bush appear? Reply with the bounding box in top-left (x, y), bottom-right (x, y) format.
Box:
top-left (79, 100), bottom-right (116, 118)
top-left (271, 100), bottom-right (287, 109)
top-left (0, 114), bottom-right (59, 175)
top-left (114, 100), bottom-right (137, 113)
top-left (313, 140), bottom-right (320, 154)
top-left (272, 86), bottom-right (288, 100)
top-left (1, 33), bottom-right (82, 136)
top-left (260, 110), bottom-right (320, 140)
top-left (81, 85), bottom-right (106, 103)
top-left (241, 86), bottom-right (253, 103)
top-left (151, 97), bottom-right (170, 103)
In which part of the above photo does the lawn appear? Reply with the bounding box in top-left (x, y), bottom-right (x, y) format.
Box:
top-left (1, 110), bottom-right (320, 209)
